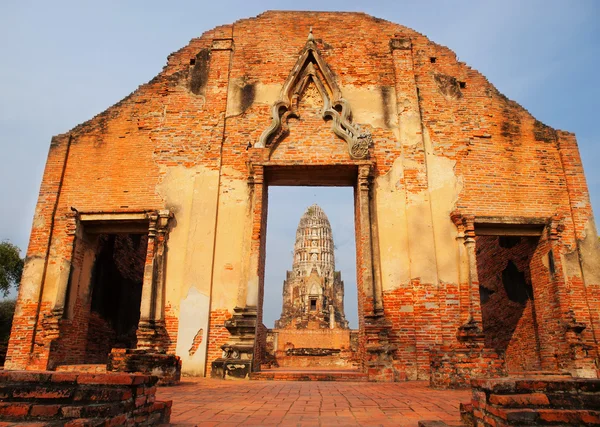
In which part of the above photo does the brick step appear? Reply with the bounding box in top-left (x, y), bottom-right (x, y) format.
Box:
top-left (472, 377), bottom-right (600, 394)
top-left (426, 407), bottom-right (600, 427)
top-left (488, 391), bottom-right (599, 409)
top-left (486, 407), bottom-right (600, 425)
top-left (462, 377), bottom-right (600, 426)
top-left (0, 403), bottom-right (170, 426)
top-left (0, 380), bottom-right (142, 404)
top-left (250, 369), bottom-right (368, 382)
top-left (55, 365), bottom-right (107, 374)
top-left (507, 370), bottom-right (571, 377)
top-left (0, 399), bottom-right (170, 425)
top-left (0, 401), bottom-right (126, 420)
top-left (419, 421), bottom-right (464, 427)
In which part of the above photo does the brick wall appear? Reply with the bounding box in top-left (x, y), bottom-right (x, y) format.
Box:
top-left (206, 309), bottom-right (232, 376)
top-left (6, 11), bottom-right (599, 379)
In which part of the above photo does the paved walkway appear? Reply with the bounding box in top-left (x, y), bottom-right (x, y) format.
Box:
top-left (156, 378), bottom-right (471, 427)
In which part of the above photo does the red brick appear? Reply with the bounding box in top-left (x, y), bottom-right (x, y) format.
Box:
top-left (30, 404), bottom-right (61, 417)
top-left (489, 392), bottom-right (550, 407)
top-left (77, 373), bottom-right (133, 385)
top-left (0, 402), bottom-right (31, 417)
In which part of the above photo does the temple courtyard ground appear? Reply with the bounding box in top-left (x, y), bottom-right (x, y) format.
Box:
top-left (156, 377), bottom-right (471, 426)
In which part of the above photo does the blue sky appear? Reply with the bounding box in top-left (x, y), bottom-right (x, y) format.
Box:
top-left (1, 1), bottom-right (598, 321)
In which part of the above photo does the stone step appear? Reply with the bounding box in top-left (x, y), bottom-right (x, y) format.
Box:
top-left (250, 369), bottom-right (368, 382)
top-left (55, 365), bottom-right (107, 373)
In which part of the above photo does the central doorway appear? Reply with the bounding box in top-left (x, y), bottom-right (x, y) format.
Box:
top-left (249, 164), bottom-right (375, 379)
top-left (262, 186), bottom-right (359, 370)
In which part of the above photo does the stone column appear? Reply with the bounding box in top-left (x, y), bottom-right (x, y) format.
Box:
top-left (451, 212), bottom-right (471, 327)
top-left (110, 210), bottom-right (181, 384)
top-left (359, 164), bottom-right (396, 381)
top-left (43, 211), bottom-right (79, 368)
top-left (357, 164), bottom-right (380, 315)
top-left (245, 165), bottom-right (265, 308)
top-left (457, 215), bottom-right (485, 344)
top-left (51, 211), bottom-right (79, 317)
top-left (137, 210), bottom-right (172, 351)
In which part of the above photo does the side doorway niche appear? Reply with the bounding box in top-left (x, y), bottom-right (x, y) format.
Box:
top-left (58, 216), bottom-right (150, 367)
top-left (85, 233), bottom-right (147, 363)
top-left (476, 234), bottom-right (542, 372)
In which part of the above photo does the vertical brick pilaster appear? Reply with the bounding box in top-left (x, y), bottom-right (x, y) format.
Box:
top-left (6, 134), bottom-right (72, 370)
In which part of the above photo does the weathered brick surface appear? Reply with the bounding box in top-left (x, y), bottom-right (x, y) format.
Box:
top-left (4, 11), bottom-right (600, 382)
top-left (462, 377), bottom-right (600, 426)
top-left (0, 371), bottom-right (170, 425)
top-left (107, 349), bottom-right (181, 386)
top-left (206, 309), bottom-right (232, 376)
top-left (430, 347), bottom-right (507, 389)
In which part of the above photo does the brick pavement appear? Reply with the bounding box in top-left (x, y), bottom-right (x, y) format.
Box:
top-left (156, 378), bottom-right (470, 426)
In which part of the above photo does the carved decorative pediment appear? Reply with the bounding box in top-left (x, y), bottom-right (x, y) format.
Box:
top-left (255, 30), bottom-right (372, 159)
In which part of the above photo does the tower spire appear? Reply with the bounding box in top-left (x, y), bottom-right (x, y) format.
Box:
top-left (275, 204), bottom-right (348, 330)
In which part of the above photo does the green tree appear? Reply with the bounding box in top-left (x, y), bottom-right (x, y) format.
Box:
top-left (0, 299), bottom-right (15, 364)
top-left (0, 241), bottom-right (23, 296)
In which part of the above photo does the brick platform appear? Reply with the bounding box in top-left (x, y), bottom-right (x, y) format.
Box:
top-left (0, 371), bottom-right (171, 426)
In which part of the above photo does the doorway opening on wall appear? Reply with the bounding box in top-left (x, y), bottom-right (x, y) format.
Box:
top-left (476, 232), bottom-right (543, 373)
top-left (261, 185), bottom-right (359, 371)
top-left (57, 220), bottom-right (149, 367)
top-left (83, 233), bottom-right (147, 364)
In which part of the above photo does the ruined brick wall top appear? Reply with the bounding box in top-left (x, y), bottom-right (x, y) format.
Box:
top-left (44, 10), bottom-right (582, 222)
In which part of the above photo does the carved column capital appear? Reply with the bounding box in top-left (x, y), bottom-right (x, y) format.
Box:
top-left (463, 215), bottom-right (476, 244)
top-left (156, 210), bottom-right (173, 244)
top-left (147, 212), bottom-right (159, 238)
top-left (451, 211), bottom-right (466, 239)
top-left (357, 164), bottom-right (372, 192)
top-left (147, 210), bottom-right (173, 239)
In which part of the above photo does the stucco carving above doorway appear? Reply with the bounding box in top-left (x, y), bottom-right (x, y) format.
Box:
top-left (255, 29), bottom-right (372, 159)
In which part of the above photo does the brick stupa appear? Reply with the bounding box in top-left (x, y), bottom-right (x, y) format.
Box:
top-left (275, 204), bottom-right (349, 330)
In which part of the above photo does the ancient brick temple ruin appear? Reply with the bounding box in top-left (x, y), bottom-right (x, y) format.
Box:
top-left (263, 204), bottom-right (358, 370)
top-left (5, 11), bottom-right (600, 387)
top-left (275, 204), bottom-right (349, 331)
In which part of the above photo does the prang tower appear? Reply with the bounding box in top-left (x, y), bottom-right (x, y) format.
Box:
top-left (275, 204), bottom-right (349, 330)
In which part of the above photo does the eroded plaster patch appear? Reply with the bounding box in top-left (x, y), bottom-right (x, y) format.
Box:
top-left (375, 156), bottom-right (411, 291)
top-left (158, 165), bottom-right (220, 308)
top-left (342, 85), bottom-right (398, 129)
top-left (176, 287), bottom-right (210, 376)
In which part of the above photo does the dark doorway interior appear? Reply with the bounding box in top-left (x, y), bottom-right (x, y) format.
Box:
top-left (85, 233), bottom-right (147, 363)
top-left (477, 235), bottom-right (541, 372)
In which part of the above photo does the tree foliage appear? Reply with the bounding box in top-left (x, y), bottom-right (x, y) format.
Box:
top-left (0, 299), bottom-right (15, 364)
top-left (0, 241), bottom-right (23, 296)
